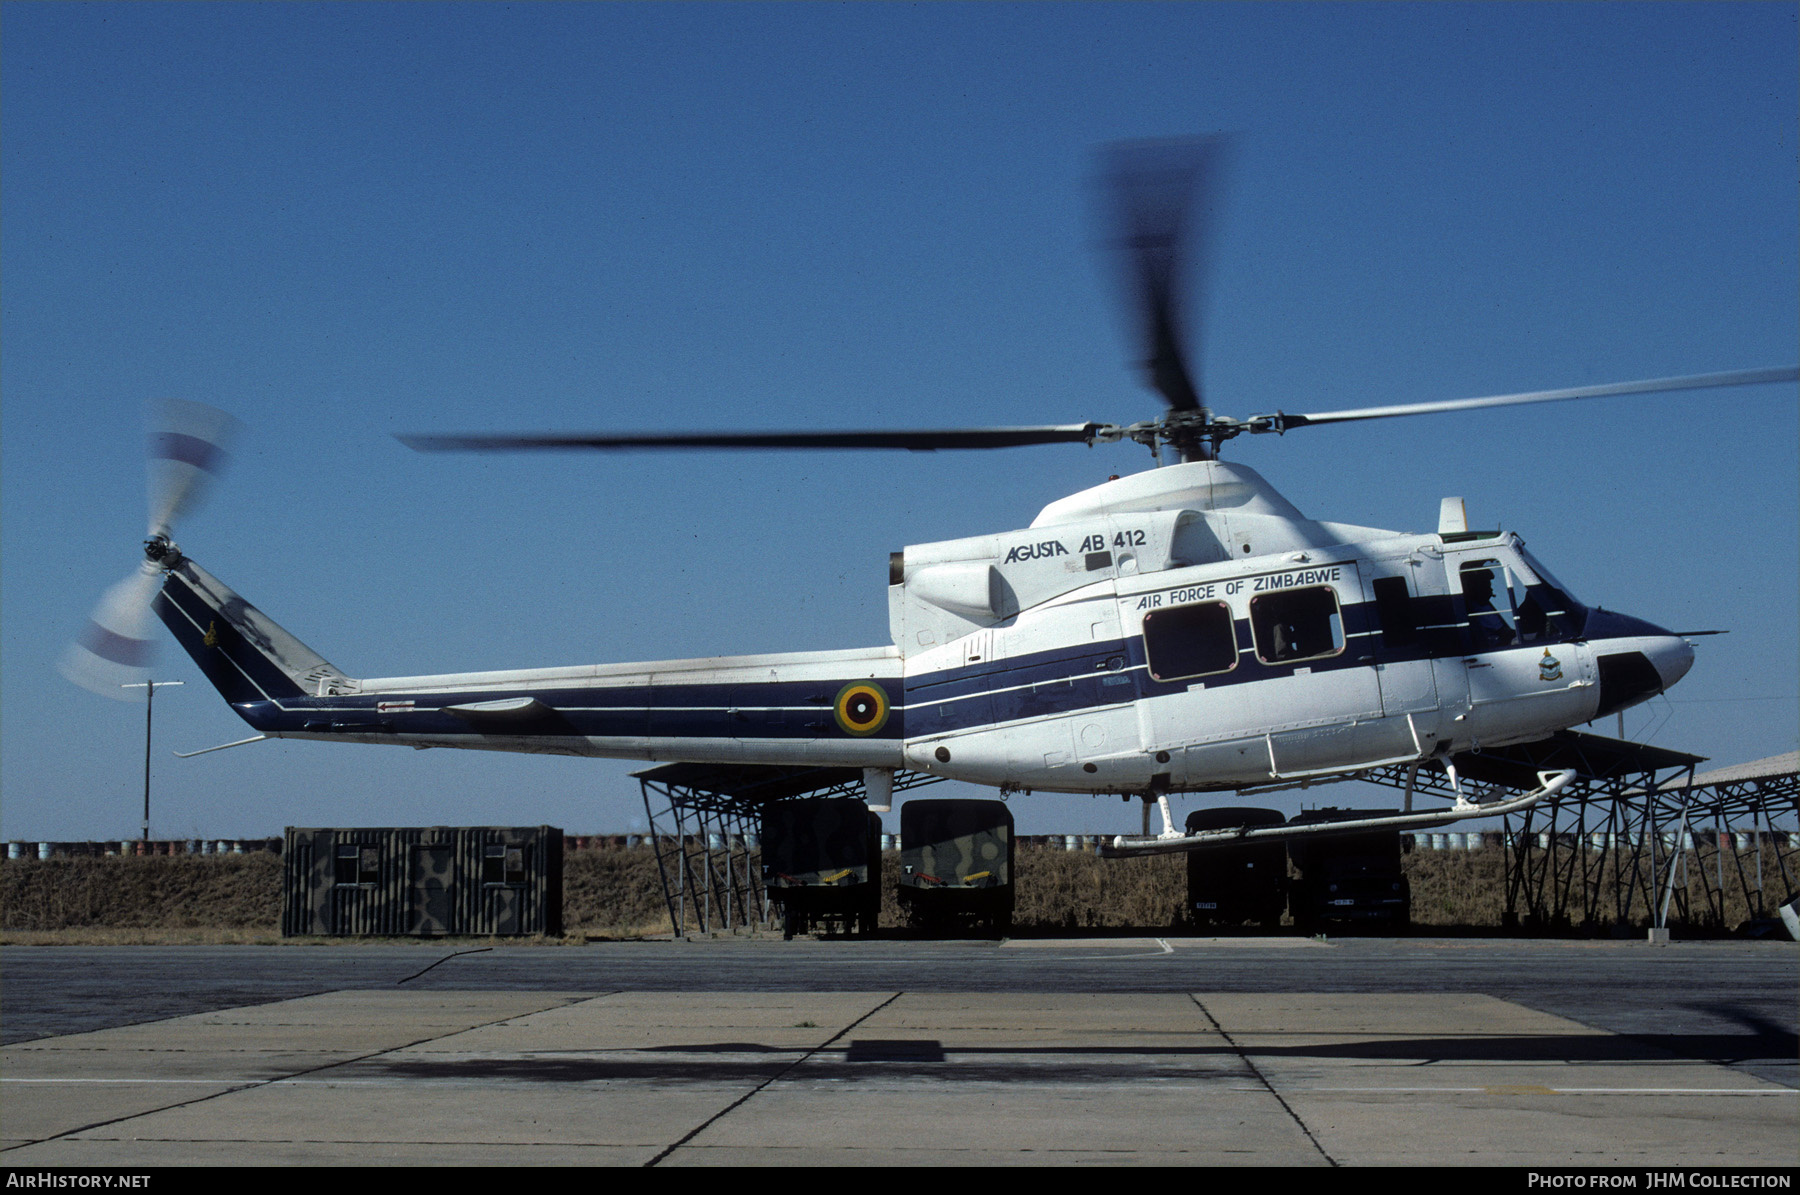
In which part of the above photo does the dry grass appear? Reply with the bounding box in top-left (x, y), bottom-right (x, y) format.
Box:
top-left (1407, 848), bottom-right (1510, 926)
top-left (1, 853), bottom-right (282, 932)
top-left (3, 842), bottom-right (1788, 941)
top-left (1012, 848), bottom-right (1187, 929)
top-left (562, 847), bottom-right (675, 938)
top-left (0, 927), bottom-right (287, 945)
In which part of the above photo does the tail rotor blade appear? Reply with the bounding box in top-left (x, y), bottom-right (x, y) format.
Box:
top-left (147, 399), bottom-right (240, 539)
top-left (67, 398), bottom-right (237, 699)
top-left (59, 563), bottom-right (163, 699)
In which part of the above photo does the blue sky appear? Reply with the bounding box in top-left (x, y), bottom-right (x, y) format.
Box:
top-left (3, 2), bottom-right (1795, 841)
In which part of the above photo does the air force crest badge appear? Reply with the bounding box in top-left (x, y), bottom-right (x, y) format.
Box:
top-left (1538, 648), bottom-right (1563, 682)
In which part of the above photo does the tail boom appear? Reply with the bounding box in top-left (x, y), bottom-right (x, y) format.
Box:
top-left (155, 557), bottom-right (904, 768)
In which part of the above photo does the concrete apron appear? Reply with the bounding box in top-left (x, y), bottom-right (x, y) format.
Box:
top-left (2, 988), bottom-right (1794, 1166)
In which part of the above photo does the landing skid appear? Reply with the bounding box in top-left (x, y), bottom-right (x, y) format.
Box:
top-left (1101, 769), bottom-right (1575, 858)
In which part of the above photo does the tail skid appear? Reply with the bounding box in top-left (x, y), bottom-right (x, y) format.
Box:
top-left (154, 557), bottom-right (357, 704)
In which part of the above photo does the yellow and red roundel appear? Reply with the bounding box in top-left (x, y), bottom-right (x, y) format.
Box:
top-left (833, 681), bottom-right (890, 736)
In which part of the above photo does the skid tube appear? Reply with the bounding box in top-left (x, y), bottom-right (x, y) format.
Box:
top-left (1100, 769), bottom-right (1575, 859)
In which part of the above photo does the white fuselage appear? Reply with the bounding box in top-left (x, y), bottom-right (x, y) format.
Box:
top-left (160, 460), bottom-right (1693, 794)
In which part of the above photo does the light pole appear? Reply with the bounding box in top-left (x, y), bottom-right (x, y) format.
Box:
top-left (120, 679), bottom-right (183, 842)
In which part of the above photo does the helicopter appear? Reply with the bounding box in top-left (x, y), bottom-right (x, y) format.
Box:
top-left (62, 138), bottom-right (1798, 855)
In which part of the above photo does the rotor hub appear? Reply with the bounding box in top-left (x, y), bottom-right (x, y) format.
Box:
top-left (144, 534), bottom-right (182, 568)
top-left (1094, 409), bottom-right (1250, 462)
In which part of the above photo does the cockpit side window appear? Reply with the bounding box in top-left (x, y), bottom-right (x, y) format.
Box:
top-left (1515, 586), bottom-right (1550, 642)
top-left (1460, 560), bottom-right (1516, 649)
top-left (1250, 586), bottom-right (1344, 665)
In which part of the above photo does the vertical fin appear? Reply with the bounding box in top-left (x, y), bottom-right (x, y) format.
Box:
top-left (153, 558), bottom-right (357, 703)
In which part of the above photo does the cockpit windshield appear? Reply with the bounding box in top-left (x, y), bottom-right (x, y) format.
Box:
top-left (1514, 545), bottom-right (1588, 640)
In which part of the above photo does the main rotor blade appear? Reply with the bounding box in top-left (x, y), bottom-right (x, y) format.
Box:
top-left (398, 425), bottom-right (1106, 453)
top-left (1098, 135), bottom-right (1233, 415)
top-left (1252, 367), bottom-right (1800, 433)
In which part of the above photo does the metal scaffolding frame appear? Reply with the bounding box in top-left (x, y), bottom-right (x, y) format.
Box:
top-left (637, 763), bottom-right (944, 937)
top-left (1635, 755), bottom-right (1800, 930)
top-left (633, 738), bottom-right (1796, 938)
top-left (1359, 736), bottom-right (1798, 932)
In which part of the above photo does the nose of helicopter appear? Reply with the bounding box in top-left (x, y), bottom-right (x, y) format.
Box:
top-left (1650, 631), bottom-right (1696, 690)
top-left (1584, 609), bottom-right (1695, 718)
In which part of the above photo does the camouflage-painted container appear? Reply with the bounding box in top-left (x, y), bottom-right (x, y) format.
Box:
top-left (282, 826), bottom-right (563, 937)
top-left (760, 799), bottom-right (881, 937)
top-left (897, 799), bottom-right (1014, 932)
top-left (1286, 808), bottom-right (1411, 932)
top-left (1184, 807), bottom-right (1286, 930)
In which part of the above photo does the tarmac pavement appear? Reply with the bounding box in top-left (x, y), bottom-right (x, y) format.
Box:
top-left (2, 938), bottom-right (1795, 1167)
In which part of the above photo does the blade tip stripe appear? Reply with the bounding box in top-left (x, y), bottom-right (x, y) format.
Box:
top-left (80, 622), bottom-right (154, 667)
top-left (150, 432), bottom-right (224, 472)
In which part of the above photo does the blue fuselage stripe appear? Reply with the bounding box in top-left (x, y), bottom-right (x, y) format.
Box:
top-left (237, 677), bottom-right (905, 740)
top-left (205, 588), bottom-right (1591, 744)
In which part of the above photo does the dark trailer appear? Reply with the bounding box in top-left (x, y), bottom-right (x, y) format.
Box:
top-left (1286, 808), bottom-right (1411, 932)
top-left (1184, 806), bottom-right (1287, 930)
top-left (761, 797), bottom-right (882, 938)
top-left (898, 798), bottom-right (1015, 933)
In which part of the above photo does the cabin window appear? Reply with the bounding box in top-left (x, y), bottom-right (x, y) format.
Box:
top-left (1250, 586), bottom-right (1344, 664)
top-left (1143, 600), bottom-right (1238, 681)
top-left (1372, 576), bottom-right (1417, 647)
